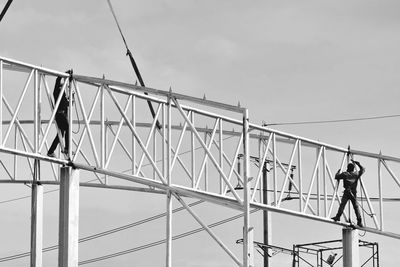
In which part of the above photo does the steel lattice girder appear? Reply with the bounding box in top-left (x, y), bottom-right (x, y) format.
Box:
top-left (1, 56), bottom-right (400, 267)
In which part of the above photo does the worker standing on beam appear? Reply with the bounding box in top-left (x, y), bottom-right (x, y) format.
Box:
top-left (332, 160), bottom-right (365, 227)
top-left (47, 73), bottom-right (71, 158)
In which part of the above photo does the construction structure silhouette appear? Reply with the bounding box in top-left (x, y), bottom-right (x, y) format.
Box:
top-left (0, 56), bottom-right (399, 266)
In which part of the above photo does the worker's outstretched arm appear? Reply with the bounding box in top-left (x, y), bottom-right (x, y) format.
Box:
top-left (352, 160), bottom-right (365, 177)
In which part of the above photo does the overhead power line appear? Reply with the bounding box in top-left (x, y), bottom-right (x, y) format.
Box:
top-left (264, 114), bottom-right (400, 126)
top-left (78, 209), bottom-right (260, 265)
top-left (0, 200), bottom-right (205, 263)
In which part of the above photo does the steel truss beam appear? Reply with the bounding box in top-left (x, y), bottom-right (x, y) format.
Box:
top-left (1, 56), bottom-right (400, 267)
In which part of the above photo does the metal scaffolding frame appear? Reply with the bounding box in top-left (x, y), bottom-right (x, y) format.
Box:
top-left (292, 239), bottom-right (379, 267)
top-left (0, 56), bottom-right (400, 266)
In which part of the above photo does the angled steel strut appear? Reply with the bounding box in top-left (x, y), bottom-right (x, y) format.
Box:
top-left (106, 0), bottom-right (161, 129)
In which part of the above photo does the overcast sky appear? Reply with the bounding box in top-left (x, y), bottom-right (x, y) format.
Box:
top-left (1, 0), bottom-right (400, 266)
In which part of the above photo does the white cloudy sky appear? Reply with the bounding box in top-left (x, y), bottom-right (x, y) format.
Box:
top-left (1, 0), bottom-right (400, 266)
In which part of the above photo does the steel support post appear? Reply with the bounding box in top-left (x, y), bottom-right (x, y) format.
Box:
top-left (68, 77), bottom-right (73, 158)
top-left (132, 95), bottom-right (136, 175)
top-left (0, 59), bottom-right (2, 144)
top-left (13, 126), bottom-right (17, 179)
top-left (30, 166), bottom-right (43, 267)
top-left (104, 126), bottom-right (108, 183)
top-left (166, 96), bottom-right (172, 267)
top-left (153, 119), bottom-right (157, 181)
top-left (378, 155), bottom-right (383, 230)
top-left (297, 140), bottom-right (303, 212)
top-left (243, 109), bottom-right (254, 267)
top-left (263, 164), bottom-right (271, 267)
top-left (342, 228), bottom-right (359, 267)
top-left (219, 119), bottom-right (223, 194)
top-left (323, 147), bottom-right (328, 216)
top-left (316, 147), bottom-right (320, 216)
top-left (191, 111), bottom-right (195, 188)
top-left (272, 134), bottom-right (277, 205)
top-left (100, 83), bottom-right (105, 169)
top-left (318, 250), bottom-right (322, 267)
top-left (166, 191), bottom-right (172, 267)
top-left (162, 102), bottom-right (166, 176)
top-left (204, 131), bottom-right (208, 190)
top-left (59, 167), bottom-right (80, 267)
top-left (31, 69), bottom-right (43, 267)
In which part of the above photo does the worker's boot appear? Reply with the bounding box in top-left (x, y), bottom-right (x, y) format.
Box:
top-left (357, 219), bottom-right (364, 227)
top-left (331, 216), bottom-right (340, 222)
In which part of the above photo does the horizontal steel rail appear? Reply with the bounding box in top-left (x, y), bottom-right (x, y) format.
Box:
top-left (1, 56), bottom-right (69, 77)
top-left (73, 74), bottom-right (245, 113)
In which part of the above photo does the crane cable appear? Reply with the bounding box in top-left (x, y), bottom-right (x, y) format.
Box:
top-left (0, 0), bottom-right (13, 22)
top-left (106, 0), bottom-right (161, 130)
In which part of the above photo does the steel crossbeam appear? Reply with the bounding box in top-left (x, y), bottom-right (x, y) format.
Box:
top-left (1, 56), bottom-right (400, 267)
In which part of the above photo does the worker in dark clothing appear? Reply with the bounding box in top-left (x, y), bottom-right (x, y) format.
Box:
top-left (47, 76), bottom-right (69, 158)
top-left (331, 160), bottom-right (365, 227)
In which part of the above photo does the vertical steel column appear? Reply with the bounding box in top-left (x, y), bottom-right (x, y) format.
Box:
top-left (273, 133), bottom-right (277, 205)
top-left (219, 119), bottom-right (223, 194)
top-left (191, 112), bottom-right (195, 188)
top-left (323, 147), bottom-right (328, 216)
top-left (100, 84), bottom-right (105, 169)
top-left (30, 179), bottom-right (43, 267)
top-left (166, 96), bottom-right (172, 267)
top-left (153, 115), bottom-right (157, 181)
top-left (33, 69), bottom-right (39, 152)
top-left (316, 147), bottom-right (320, 216)
top-left (378, 154), bottom-right (383, 230)
top-left (132, 95), bottom-right (136, 175)
top-left (105, 124), bottom-right (108, 183)
top-left (162, 103), bottom-right (166, 177)
top-left (263, 161), bottom-right (271, 267)
top-left (68, 75), bottom-right (73, 158)
top-left (102, 84), bottom-right (108, 184)
top-left (0, 60), bottom-right (2, 144)
top-left (243, 108), bottom-right (253, 267)
top-left (31, 69), bottom-right (43, 267)
top-left (237, 155), bottom-right (241, 179)
top-left (58, 167), bottom-right (80, 267)
top-left (13, 126), bottom-right (17, 179)
top-left (260, 136), bottom-right (262, 203)
top-left (258, 134), bottom-right (263, 202)
top-left (298, 140), bottom-right (303, 212)
top-left (318, 250), bottom-right (322, 267)
top-left (204, 130), bottom-right (208, 190)
top-left (38, 73), bottom-right (42, 148)
top-left (342, 228), bottom-right (359, 267)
